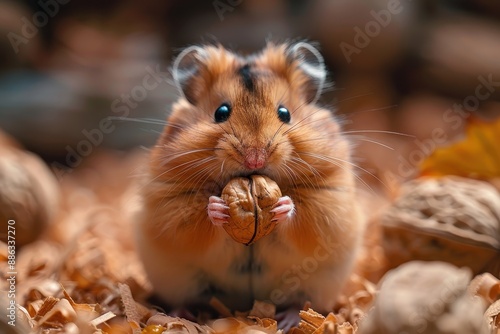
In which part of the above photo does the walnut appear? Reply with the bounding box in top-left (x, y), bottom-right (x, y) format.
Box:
top-left (380, 176), bottom-right (500, 275)
top-left (221, 175), bottom-right (281, 245)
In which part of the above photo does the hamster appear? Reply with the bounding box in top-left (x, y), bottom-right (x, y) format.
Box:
top-left (136, 42), bottom-right (365, 314)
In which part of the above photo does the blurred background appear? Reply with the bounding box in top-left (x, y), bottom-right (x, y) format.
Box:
top-left (1, 0), bottom-right (500, 187)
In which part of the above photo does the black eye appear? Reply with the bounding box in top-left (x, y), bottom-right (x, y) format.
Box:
top-left (214, 103), bottom-right (231, 123)
top-left (277, 105), bottom-right (291, 123)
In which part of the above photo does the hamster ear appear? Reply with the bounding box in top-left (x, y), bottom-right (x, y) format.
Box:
top-left (172, 46), bottom-right (208, 105)
top-left (287, 42), bottom-right (327, 104)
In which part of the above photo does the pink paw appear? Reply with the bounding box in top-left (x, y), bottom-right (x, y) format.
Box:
top-left (271, 196), bottom-right (295, 223)
top-left (207, 196), bottom-right (230, 226)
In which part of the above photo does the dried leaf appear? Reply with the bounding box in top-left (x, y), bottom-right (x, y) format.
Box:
top-left (420, 117), bottom-right (500, 180)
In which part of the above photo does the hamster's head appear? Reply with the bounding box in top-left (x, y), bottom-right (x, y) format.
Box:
top-left (152, 42), bottom-right (348, 188)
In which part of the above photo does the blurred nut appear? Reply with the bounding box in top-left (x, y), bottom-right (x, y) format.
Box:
top-left (358, 261), bottom-right (488, 334)
top-left (0, 147), bottom-right (60, 247)
top-left (221, 175), bottom-right (281, 245)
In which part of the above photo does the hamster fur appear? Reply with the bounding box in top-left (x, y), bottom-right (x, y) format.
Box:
top-left (136, 42), bottom-right (365, 313)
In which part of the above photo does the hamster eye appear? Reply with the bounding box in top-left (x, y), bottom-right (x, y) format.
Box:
top-left (277, 105), bottom-right (291, 123)
top-left (214, 103), bottom-right (231, 123)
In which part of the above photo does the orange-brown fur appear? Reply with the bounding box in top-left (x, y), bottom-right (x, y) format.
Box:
top-left (136, 43), bottom-right (364, 312)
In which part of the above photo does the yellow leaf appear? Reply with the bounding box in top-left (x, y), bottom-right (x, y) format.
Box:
top-left (420, 117), bottom-right (500, 180)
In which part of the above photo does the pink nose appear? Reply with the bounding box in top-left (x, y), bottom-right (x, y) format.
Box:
top-left (244, 148), bottom-right (267, 170)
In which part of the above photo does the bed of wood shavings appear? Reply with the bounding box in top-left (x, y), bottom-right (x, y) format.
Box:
top-left (0, 149), bottom-right (498, 334)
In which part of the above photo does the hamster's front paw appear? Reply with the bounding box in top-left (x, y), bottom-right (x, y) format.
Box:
top-left (207, 196), bottom-right (230, 226)
top-left (271, 196), bottom-right (295, 223)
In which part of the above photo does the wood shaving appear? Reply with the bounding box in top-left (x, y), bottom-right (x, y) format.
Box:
top-left (209, 297), bottom-right (233, 318)
top-left (248, 301), bottom-right (276, 319)
top-left (295, 309), bottom-right (355, 334)
top-left (1, 149), bottom-right (499, 334)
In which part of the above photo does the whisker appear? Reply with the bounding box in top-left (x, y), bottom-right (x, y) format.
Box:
top-left (298, 151), bottom-right (377, 193)
top-left (166, 156), bottom-right (217, 187)
top-left (284, 165), bottom-right (300, 190)
top-left (285, 159), bottom-right (314, 189)
top-left (141, 150), bottom-right (218, 191)
top-left (181, 162), bottom-right (218, 220)
top-left (151, 156), bottom-right (217, 222)
top-left (160, 148), bottom-right (219, 166)
top-left (282, 106), bottom-right (327, 136)
top-left (106, 116), bottom-right (169, 126)
top-left (220, 157), bottom-right (227, 175)
top-left (291, 155), bottom-right (326, 181)
top-left (278, 163), bottom-right (299, 190)
top-left (343, 135), bottom-right (395, 150)
top-left (339, 130), bottom-right (414, 137)
top-left (290, 137), bottom-right (331, 146)
top-left (154, 157), bottom-right (218, 212)
top-left (339, 105), bottom-right (397, 118)
top-left (287, 159), bottom-right (322, 190)
top-left (330, 156), bottom-right (388, 191)
top-left (330, 92), bottom-right (375, 104)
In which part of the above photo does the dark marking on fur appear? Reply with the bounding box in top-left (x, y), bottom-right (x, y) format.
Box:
top-left (238, 64), bottom-right (255, 92)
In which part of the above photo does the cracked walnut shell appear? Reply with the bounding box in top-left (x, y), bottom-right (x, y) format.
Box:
top-left (381, 176), bottom-right (500, 275)
top-left (221, 175), bottom-right (281, 245)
